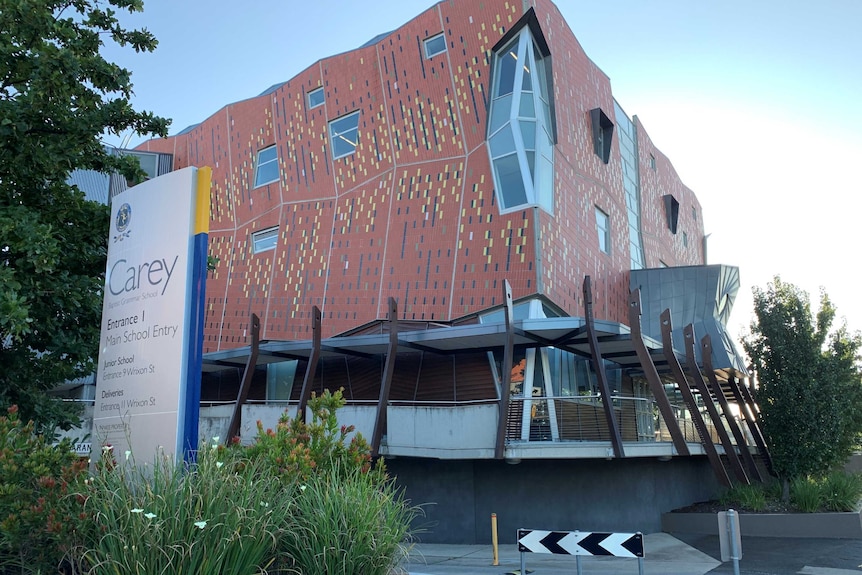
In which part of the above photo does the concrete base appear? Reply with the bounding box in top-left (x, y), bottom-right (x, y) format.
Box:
top-left (387, 456), bottom-right (722, 544)
top-left (662, 510), bottom-right (862, 539)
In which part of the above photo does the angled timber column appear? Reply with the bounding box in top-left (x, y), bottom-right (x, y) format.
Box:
top-left (727, 375), bottom-right (771, 470)
top-left (225, 313), bottom-right (260, 444)
top-left (683, 324), bottom-right (748, 484)
top-left (495, 281), bottom-right (515, 460)
top-left (701, 336), bottom-right (763, 483)
top-left (741, 377), bottom-right (773, 471)
top-left (584, 276), bottom-right (625, 458)
top-left (296, 306), bottom-right (322, 422)
top-left (371, 298), bottom-right (399, 458)
top-left (660, 310), bottom-right (730, 487)
top-left (628, 289), bottom-right (690, 456)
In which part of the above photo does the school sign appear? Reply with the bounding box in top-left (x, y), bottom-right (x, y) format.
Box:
top-left (92, 166), bottom-right (210, 463)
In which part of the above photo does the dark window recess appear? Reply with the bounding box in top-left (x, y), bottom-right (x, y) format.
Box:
top-left (590, 108), bottom-right (614, 164)
top-left (663, 194), bottom-right (680, 234)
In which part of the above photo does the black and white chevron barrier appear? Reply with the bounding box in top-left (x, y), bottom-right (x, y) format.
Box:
top-left (516, 528), bottom-right (645, 575)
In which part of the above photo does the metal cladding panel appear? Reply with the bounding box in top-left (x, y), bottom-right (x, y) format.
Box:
top-left (69, 169), bottom-right (110, 204)
top-left (630, 265), bottom-right (747, 373)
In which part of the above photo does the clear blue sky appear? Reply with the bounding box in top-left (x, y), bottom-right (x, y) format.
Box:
top-left (104, 0), bottom-right (862, 341)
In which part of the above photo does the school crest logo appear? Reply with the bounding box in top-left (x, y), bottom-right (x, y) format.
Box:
top-left (114, 203), bottom-right (132, 242)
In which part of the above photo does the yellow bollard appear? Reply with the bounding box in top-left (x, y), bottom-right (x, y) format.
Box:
top-left (491, 513), bottom-right (499, 566)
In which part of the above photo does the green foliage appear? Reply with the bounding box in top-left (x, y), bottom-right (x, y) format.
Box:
top-left (821, 470), bottom-right (862, 512)
top-left (719, 483), bottom-right (767, 512)
top-left (244, 388), bottom-right (376, 483)
top-left (82, 441), bottom-right (288, 575)
top-left (790, 476), bottom-right (822, 513)
top-left (0, 397), bottom-right (419, 574)
top-left (744, 276), bottom-right (862, 485)
top-left (0, 406), bottom-right (89, 574)
top-left (280, 461), bottom-right (420, 575)
top-left (716, 472), bottom-right (861, 514)
top-left (240, 389), bottom-right (419, 573)
top-left (0, 0), bottom-right (169, 432)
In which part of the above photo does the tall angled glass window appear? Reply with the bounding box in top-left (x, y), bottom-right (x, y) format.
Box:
top-left (487, 27), bottom-right (555, 213)
top-left (254, 145), bottom-right (279, 187)
top-left (329, 111), bottom-right (360, 159)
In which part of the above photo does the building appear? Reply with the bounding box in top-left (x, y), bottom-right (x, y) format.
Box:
top-left (132, 0), bottom-right (767, 543)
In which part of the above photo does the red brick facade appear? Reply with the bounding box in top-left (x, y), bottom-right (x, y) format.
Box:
top-left (139, 0), bottom-right (704, 352)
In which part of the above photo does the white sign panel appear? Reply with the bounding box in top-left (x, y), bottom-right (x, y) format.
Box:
top-left (93, 167), bottom-right (201, 463)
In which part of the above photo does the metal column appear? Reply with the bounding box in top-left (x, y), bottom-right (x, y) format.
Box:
top-left (495, 281), bottom-right (515, 460)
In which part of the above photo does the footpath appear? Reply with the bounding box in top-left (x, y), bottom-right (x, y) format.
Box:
top-left (401, 532), bottom-right (862, 575)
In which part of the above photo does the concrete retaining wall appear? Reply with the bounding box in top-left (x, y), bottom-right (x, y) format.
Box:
top-left (662, 510), bottom-right (862, 539)
top-left (387, 456), bottom-right (721, 544)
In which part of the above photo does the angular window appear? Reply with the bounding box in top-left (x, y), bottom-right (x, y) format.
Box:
top-left (595, 207), bottom-right (610, 254)
top-left (486, 18), bottom-right (556, 213)
top-left (649, 153), bottom-right (656, 170)
top-left (423, 33), bottom-right (446, 59)
top-left (590, 108), bottom-right (614, 164)
top-left (254, 145), bottom-right (279, 187)
top-left (329, 111), bottom-right (359, 159)
top-left (308, 87), bottom-right (324, 108)
top-left (252, 227), bottom-right (278, 254)
top-left (663, 194), bottom-right (680, 234)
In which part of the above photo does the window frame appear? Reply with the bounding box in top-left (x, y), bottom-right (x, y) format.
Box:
top-left (252, 227), bottom-right (279, 254)
top-left (423, 33), bottom-right (447, 59)
top-left (329, 110), bottom-right (360, 160)
top-left (253, 145), bottom-right (279, 187)
top-left (308, 87), bottom-right (324, 109)
top-left (595, 207), bottom-right (611, 255)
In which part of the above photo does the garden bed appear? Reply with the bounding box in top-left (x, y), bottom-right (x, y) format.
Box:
top-left (661, 507), bottom-right (862, 539)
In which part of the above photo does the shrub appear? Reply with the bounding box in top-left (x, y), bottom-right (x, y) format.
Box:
top-left (718, 483), bottom-right (767, 511)
top-left (82, 439), bottom-right (291, 575)
top-left (244, 388), bottom-right (375, 482)
top-left (821, 471), bottom-right (862, 512)
top-left (279, 460), bottom-right (420, 575)
top-left (790, 476), bottom-right (821, 512)
top-left (0, 405), bottom-right (89, 574)
top-left (242, 389), bottom-right (420, 574)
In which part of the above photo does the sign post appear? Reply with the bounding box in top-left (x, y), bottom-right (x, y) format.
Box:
top-left (92, 166), bottom-right (211, 465)
top-left (718, 509), bottom-right (742, 575)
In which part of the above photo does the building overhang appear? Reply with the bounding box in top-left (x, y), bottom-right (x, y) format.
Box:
top-left (202, 316), bottom-right (679, 374)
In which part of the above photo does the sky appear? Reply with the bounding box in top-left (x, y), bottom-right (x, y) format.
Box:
top-left (102, 0), bottom-right (862, 344)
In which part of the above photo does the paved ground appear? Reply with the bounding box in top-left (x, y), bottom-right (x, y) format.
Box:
top-left (400, 533), bottom-right (862, 575)
top-left (677, 533), bottom-right (862, 575)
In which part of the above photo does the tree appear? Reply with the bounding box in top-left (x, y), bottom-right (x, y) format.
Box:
top-left (0, 0), bottom-right (169, 432)
top-left (744, 276), bottom-right (862, 497)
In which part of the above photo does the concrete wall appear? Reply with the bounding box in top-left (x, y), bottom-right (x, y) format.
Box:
top-left (387, 455), bottom-right (721, 544)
